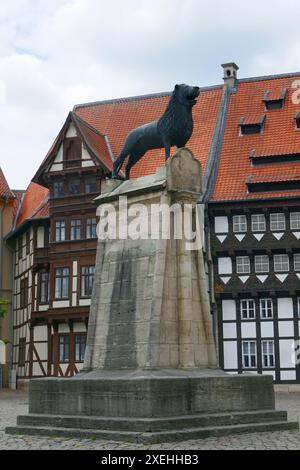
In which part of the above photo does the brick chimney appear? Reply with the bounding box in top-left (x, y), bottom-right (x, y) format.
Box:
top-left (221, 62), bottom-right (239, 89)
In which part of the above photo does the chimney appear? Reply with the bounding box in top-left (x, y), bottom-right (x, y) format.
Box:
top-left (221, 62), bottom-right (239, 89)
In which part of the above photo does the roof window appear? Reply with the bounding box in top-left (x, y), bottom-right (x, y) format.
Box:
top-left (263, 88), bottom-right (287, 110)
top-left (239, 115), bottom-right (265, 136)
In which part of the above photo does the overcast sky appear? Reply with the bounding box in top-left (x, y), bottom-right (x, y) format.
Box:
top-left (2, 0), bottom-right (300, 189)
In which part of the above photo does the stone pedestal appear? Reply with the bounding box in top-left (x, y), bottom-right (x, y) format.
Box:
top-left (6, 149), bottom-right (298, 443)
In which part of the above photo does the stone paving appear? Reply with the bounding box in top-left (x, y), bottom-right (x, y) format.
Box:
top-left (0, 390), bottom-right (300, 450)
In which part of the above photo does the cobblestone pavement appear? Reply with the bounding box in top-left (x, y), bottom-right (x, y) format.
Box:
top-left (0, 390), bottom-right (300, 450)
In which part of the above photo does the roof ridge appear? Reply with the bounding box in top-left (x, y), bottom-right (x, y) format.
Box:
top-left (239, 70), bottom-right (300, 84)
top-left (73, 85), bottom-right (223, 110)
top-left (73, 71), bottom-right (300, 111)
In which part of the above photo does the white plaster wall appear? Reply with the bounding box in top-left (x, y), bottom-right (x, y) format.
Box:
top-left (37, 226), bottom-right (45, 248)
top-left (218, 257), bottom-right (232, 275)
top-left (53, 300), bottom-right (70, 309)
top-left (241, 322), bottom-right (256, 338)
top-left (72, 261), bottom-right (78, 276)
top-left (73, 322), bottom-right (86, 333)
top-left (72, 293), bottom-right (77, 306)
top-left (49, 144), bottom-right (63, 172)
top-left (279, 339), bottom-right (296, 368)
top-left (277, 298), bottom-right (294, 319)
top-left (222, 300), bottom-right (236, 321)
top-left (223, 323), bottom-right (237, 339)
top-left (260, 322), bottom-right (274, 338)
top-left (278, 321), bottom-right (294, 338)
top-left (66, 123), bottom-right (77, 138)
top-left (82, 145), bottom-right (95, 167)
top-left (223, 341), bottom-right (238, 369)
top-left (34, 343), bottom-right (47, 361)
top-left (38, 305), bottom-right (49, 312)
top-left (79, 299), bottom-right (91, 306)
top-left (280, 371), bottom-right (296, 381)
top-left (34, 325), bottom-right (48, 342)
top-left (58, 324), bottom-right (70, 333)
top-left (32, 363), bottom-right (44, 376)
top-left (215, 216), bottom-right (229, 234)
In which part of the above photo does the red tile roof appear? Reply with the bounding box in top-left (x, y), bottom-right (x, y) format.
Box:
top-left (17, 71), bottom-right (300, 229)
top-left (16, 182), bottom-right (49, 228)
top-left (211, 75), bottom-right (300, 201)
top-left (74, 87), bottom-right (223, 178)
top-left (0, 167), bottom-right (14, 201)
top-left (248, 174), bottom-right (300, 184)
top-left (240, 114), bottom-right (265, 126)
top-left (73, 114), bottom-right (114, 171)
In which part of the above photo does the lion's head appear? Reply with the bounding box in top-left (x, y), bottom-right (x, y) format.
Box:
top-left (173, 84), bottom-right (200, 107)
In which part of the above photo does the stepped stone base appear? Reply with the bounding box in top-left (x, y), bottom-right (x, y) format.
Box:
top-left (6, 369), bottom-right (299, 443)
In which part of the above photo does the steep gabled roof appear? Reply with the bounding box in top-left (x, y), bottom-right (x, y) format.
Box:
top-left (0, 167), bottom-right (15, 201)
top-left (72, 113), bottom-right (114, 171)
top-left (16, 182), bottom-right (49, 229)
top-left (32, 112), bottom-right (115, 186)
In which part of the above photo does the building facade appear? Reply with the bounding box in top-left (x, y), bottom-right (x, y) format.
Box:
top-left (6, 63), bottom-right (300, 385)
top-left (0, 168), bottom-right (19, 387)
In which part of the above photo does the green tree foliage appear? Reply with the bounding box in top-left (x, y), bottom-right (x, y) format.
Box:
top-left (0, 298), bottom-right (10, 319)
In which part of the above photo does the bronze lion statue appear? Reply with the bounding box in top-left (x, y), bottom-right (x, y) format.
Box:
top-left (111, 83), bottom-right (200, 179)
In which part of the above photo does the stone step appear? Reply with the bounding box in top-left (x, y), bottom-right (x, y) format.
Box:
top-left (6, 420), bottom-right (299, 444)
top-left (16, 410), bottom-right (288, 432)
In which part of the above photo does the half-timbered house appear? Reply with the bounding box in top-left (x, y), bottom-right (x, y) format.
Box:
top-left (6, 64), bottom-right (300, 386)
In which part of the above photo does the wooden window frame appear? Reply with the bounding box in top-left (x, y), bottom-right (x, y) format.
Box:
top-left (18, 338), bottom-right (26, 367)
top-left (86, 218), bottom-right (97, 239)
top-left (55, 267), bottom-right (70, 300)
top-left (39, 271), bottom-right (50, 305)
top-left (55, 220), bottom-right (66, 242)
top-left (70, 219), bottom-right (81, 241)
top-left (80, 266), bottom-right (95, 298)
top-left (59, 334), bottom-right (70, 363)
top-left (74, 333), bottom-right (87, 363)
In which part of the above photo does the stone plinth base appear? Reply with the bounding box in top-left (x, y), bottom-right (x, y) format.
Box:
top-left (6, 370), bottom-right (298, 443)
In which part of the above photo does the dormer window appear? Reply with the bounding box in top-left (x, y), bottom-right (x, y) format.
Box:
top-left (295, 112), bottom-right (300, 130)
top-left (263, 88), bottom-right (287, 110)
top-left (239, 115), bottom-right (265, 136)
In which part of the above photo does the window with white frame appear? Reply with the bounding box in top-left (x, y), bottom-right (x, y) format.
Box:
top-left (251, 214), bottom-right (266, 232)
top-left (294, 254), bottom-right (300, 271)
top-left (236, 256), bottom-right (250, 274)
top-left (233, 215), bottom-right (247, 233)
top-left (242, 341), bottom-right (257, 368)
top-left (274, 254), bottom-right (289, 272)
top-left (262, 340), bottom-right (275, 368)
top-left (290, 212), bottom-right (300, 230)
top-left (270, 213), bottom-right (286, 231)
top-left (260, 298), bottom-right (273, 319)
top-left (240, 299), bottom-right (255, 319)
top-left (255, 255), bottom-right (269, 273)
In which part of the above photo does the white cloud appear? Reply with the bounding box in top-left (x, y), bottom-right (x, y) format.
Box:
top-left (1, 0), bottom-right (300, 188)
